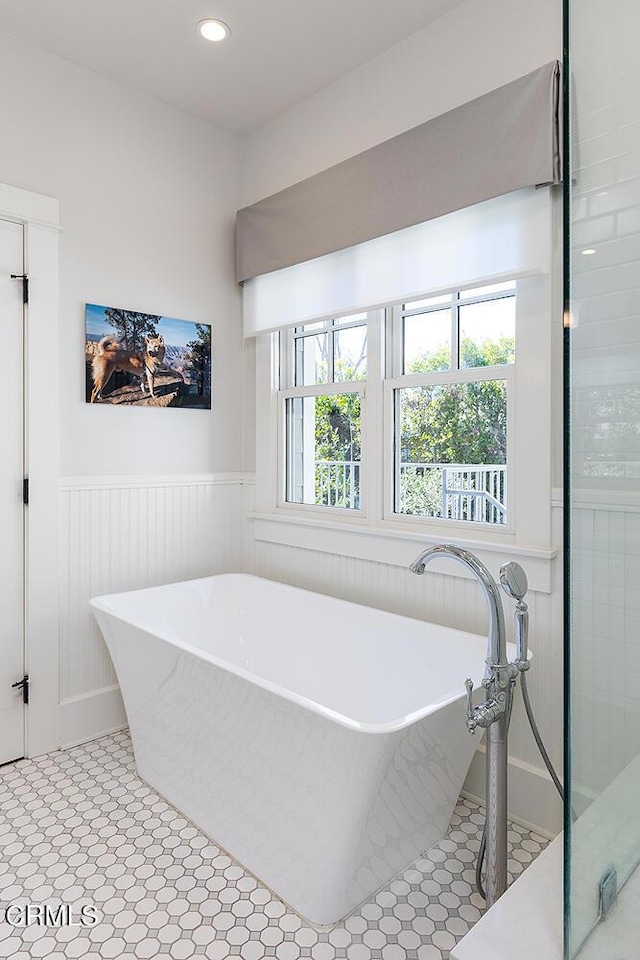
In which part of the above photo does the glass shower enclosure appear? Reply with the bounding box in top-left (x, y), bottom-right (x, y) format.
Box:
top-left (566, 0), bottom-right (640, 954)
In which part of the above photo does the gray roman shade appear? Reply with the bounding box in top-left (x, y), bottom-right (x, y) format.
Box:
top-left (236, 61), bottom-right (561, 283)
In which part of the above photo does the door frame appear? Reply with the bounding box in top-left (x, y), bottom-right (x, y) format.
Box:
top-left (0, 182), bottom-right (60, 758)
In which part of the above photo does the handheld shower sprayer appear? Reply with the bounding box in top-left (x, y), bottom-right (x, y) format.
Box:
top-left (499, 561), bottom-right (530, 669)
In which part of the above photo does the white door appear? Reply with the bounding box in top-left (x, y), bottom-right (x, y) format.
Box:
top-left (0, 218), bottom-right (25, 764)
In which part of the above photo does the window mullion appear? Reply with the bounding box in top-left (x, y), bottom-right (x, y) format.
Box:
top-left (291, 329), bottom-right (298, 389)
top-left (362, 310), bottom-right (383, 523)
top-left (386, 363), bottom-right (511, 391)
top-left (328, 320), bottom-right (335, 384)
top-left (393, 388), bottom-right (401, 515)
top-left (388, 305), bottom-right (402, 377)
top-left (451, 298), bottom-right (459, 370)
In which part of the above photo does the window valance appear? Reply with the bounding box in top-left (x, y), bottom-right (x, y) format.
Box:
top-left (236, 61), bottom-right (561, 285)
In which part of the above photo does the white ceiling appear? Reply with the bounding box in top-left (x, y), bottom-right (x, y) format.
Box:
top-left (0, 0), bottom-right (464, 135)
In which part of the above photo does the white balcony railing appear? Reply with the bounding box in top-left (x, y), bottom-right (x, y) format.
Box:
top-left (401, 462), bottom-right (506, 524)
top-left (315, 460), bottom-right (506, 523)
top-left (315, 460), bottom-right (361, 509)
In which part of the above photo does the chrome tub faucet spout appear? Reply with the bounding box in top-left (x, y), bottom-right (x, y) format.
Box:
top-left (409, 543), bottom-right (508, 678)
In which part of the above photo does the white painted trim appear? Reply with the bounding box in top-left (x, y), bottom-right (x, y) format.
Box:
top-left (59, 685), bottom-right (127, 749)
top-left (463, 745), bottom-right (562, 838)
top-left (0, 182), bottom-right (59, 229)
top-left (12, 188), bottom-right (61, 759)
top-left (59, 472), bottom-right (252, 491)
top-left (250, 511), bottom-right (558, 593)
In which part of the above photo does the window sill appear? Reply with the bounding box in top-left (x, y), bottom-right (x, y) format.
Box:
top-left (250, 510), bottom-right (559, 594)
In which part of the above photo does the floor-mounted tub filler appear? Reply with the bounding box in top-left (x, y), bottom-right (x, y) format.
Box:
top-left (90, 572), bottom-right (505, 926)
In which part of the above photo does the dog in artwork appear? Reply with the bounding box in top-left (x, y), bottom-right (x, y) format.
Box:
top-left (90, 335), bottom-right (166, 403)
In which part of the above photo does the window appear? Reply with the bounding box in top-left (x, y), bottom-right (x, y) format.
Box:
top-left (281, 315), bottom-right (367, 512)
top-left (277, 287), bottom-right (517, 527)
top-left (389, 283), bottom-right (515, 526)
top-left (263, 271), bottom-right (552, 555)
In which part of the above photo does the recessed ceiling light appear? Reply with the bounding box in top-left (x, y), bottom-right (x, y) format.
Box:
top-left (581, 248), bottom-right (596, 256)
top-left (198, 19), bottom-right (230, 42)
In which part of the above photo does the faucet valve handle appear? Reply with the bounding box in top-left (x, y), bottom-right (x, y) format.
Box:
top-left (464, 679), bottom-right (476, 734)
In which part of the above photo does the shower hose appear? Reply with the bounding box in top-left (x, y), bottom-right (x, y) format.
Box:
top-left (475, 670), bottom-right (565, 900)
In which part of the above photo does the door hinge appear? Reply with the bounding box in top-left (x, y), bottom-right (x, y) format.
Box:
top-left (11, 675), bottom-right (29, 705)
top-left (23, 478), bottom-right (29, 505)
top-left (10, 273), bottom-right (29, 304)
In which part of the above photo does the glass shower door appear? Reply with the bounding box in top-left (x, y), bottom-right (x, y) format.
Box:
top-left (566, 0), bottom-right (640, 954)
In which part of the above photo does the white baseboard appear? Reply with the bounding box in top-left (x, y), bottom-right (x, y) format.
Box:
top-left (463, 746), bottom-right (562, 838)
top-left (60, 685), bottom-right (127, 749)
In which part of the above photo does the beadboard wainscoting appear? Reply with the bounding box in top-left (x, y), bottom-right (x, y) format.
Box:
top-left (58, 474), bottom-right (247, 748)
top-left (245, 488), bottom-right (564, 836)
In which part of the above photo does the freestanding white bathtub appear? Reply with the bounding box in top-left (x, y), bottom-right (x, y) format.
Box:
top-left (90, 573), bottom-right (488, 925)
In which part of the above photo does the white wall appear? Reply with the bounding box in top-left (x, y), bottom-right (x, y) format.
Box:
top-left (240, 0), bottom-right (564, 833)
top-left (0, 27), bottom-right (243, 477)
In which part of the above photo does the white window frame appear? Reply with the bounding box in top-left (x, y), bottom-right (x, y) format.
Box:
top-left (384, 365), bottom-right (515, 534)
top-left (278, 382), bottom-right (368, 518)
top-left (284, 314), bottom-right (369, 388)
top-left (277, 312), bottom-right (375, 519)
top-left (384, 282), bottom-right (516, 535)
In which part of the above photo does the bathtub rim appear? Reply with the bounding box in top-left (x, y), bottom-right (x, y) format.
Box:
top-left (89, 572), bottom-right (504, 736)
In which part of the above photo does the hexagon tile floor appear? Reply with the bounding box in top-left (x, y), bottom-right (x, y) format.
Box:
top-left (0, 731), bottom-right (548, 960)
